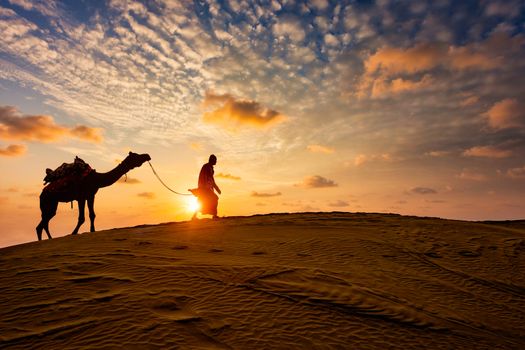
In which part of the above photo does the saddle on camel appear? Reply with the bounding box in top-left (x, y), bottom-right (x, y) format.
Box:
top-left (43, 156), bottom-right (93, 200)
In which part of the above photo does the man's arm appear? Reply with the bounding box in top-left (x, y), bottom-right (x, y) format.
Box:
top-left (213, 179), bottom-right (221, 194)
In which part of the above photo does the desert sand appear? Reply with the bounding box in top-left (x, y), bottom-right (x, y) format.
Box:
top-left (0, 212), bottom-right (524, 349)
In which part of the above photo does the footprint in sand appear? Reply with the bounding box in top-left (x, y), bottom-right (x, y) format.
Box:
top-left (209, 248), bottom-right (223, 253)
top-left (151, 301), bottom-right (201, 323)
top-left (458, 250), bottom-right (481, 257)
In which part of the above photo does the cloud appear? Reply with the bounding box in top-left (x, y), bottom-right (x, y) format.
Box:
top-left (390, 76), bottom-right (433, 93)
top-left (486, 98), bottom-right (525, 129)
top-left (354, 153), bottom-right (392, 166)
top-left (0, 106), bottom-right (102, 143)
top-left (137, 192), bottom-right (155, 199)
top-left (118, 176), bottom-right (141, 184)
top-left (307, 144), bottom-right (334, 154)
top-left (463, 145), bottom-right (512, 158)
top-left (203, 92), bottom-right (285, 129)
top-left (506, 165), bottom-right (525, 179)
top-left (354, 154), bottom-right (368, 166)
top-left (324, 34), bottom-right (338, 46)
top-left (457, 169), bottom-right (487, 181)
top-left (70, 126), bottom-right (103, 143)
top-left (216, 173), bottom-right (241, 181)
top-left (426, 199), bottom-right (446, 204)
top-left (273, 15), bottom-right (306, 42)
top-left (365, 41), bottom-right (499, 77)
top-left (328, 200), bottom-right (349, 207)
top-left (448, 46), bottom-right (499, 70)
top-left (297, 175), bottom-right (338, 188)
top-left (6, 0), bottom-right (59, 17)
top-left (460, 95), bottom-right (479, 107)
top-left (485, 1), bottom-right (522, 17)
top-left (365, 43), bottom-right (446, 76)
top-left (425, 150), bottom-right (450, 157)
top-left (189, 142), bottom-right (203, 151)
top-left (410, 187), bottom-right (437, 195)
top-left (358, 34), bottom-right (515, 98)
top-left (0, 144), bottom-right (26, 157)
top-left (371, 75), bottom-right (433, 98)
top-left (251, 191), bottom-right (282, 197)
top-left (309, 0), bottom-right (329, 11)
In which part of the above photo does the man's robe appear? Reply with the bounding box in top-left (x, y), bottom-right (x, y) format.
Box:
top-left (190, 163), bottom-right (218, 215)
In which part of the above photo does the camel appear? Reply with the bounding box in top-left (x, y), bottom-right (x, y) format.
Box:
top-left (36, 152), bottom-right (151, 241)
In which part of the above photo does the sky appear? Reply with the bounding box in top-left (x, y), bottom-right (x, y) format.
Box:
top-left (1, 0), bottom-right (524, 247)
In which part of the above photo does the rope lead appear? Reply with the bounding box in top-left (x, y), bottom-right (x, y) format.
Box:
top-left (148, 161), bottom-right (192, 196)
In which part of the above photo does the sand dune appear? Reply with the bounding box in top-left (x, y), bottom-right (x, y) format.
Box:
top-left (1, 212), bottom-right (524, 349)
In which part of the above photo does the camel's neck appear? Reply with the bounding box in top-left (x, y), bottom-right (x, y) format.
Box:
top-left (95, 162), bottom-right (130, 189)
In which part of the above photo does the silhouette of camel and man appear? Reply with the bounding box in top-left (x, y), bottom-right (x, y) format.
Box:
top-left (37, 152), bottom-right (222, 241)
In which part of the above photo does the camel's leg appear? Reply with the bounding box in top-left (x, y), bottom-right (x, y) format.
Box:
top-left (43, 218), bottom-right (53, 240)
top-left (87, 195), bottom-right (96, 232)
top-left (72, 198), bottom-right (86, 235)
top-left (36, 217), bottom-right (44, 241)
top-left (38, 207), bottom-right (56, 240)
top-left (37, 195), bottom-right (57, 241)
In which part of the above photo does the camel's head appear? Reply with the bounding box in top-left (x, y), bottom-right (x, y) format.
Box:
top-left (122, 152), bottom-right (151, 170)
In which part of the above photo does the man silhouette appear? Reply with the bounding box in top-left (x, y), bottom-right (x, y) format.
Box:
top-left (191, 154), bottom-right (221, 219)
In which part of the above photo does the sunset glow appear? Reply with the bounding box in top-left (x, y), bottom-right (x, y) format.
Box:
top-left (187, 196), bottom-right (201, 214)
top-left (1, 0), bottom-right (524, 247)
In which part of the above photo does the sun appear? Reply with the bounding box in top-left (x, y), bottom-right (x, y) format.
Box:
top-left (186, 196), bottom-right (201, 213)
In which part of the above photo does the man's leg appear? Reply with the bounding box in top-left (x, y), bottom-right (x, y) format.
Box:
top-left (212, 193), bottom-right (219, 219)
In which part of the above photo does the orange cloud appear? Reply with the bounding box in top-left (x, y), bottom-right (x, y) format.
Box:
top-left (328, 200), bottom-right (349, 207)
top-left (307, 144), bottom-right (335, 154)
top-left (506, 166), bottom-right (525, 179)
top-left (251, 191), bottom-right (282, 197)
top-left (297, 175), bottom-right (337, 188)
top-left (371, 75), bottom-right (433, 98)
top-left (137, 192), bottom-right (155, 199)
top-left (0, 105), bottom-right (103, 143)
top-left (70, 125), bottom-right (103, 143)
top-left (463, 145), bottom-right (512, 158)
top-left (189, 142), bottom-right (203, 151)
top-left (203, 92), bottom-right (284, 129)
top-left (366, 41), bottom-right (500, 77)
top-left (354, 154), bottom-right (368, 166)
top-left (365, 43), bottom-right (446, 75)
top-left (460, 95), bottom-right (479, 107)
top-left (425, 150), bottom-right (450, 157)
top-left (410, 187), bottom-right (437, 195)
top-left (216, 173), bottom-right (241, 181)
top-left (448, 46), bottom-right (499, 70)
top-left (486, 98), bottom-right (524, 129)
top-left (202, 91), bottom-right (231, 107)
top-left (0, 144), bottom-right (26, 157)
top-left (359, 34), bottom-right (519, 99)
top-left (457, 169), bottom-right (487, 181)
top-left (118, 176), bottom-right (141, 184)
top-left (354, 153), bottom-right (392, 166)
